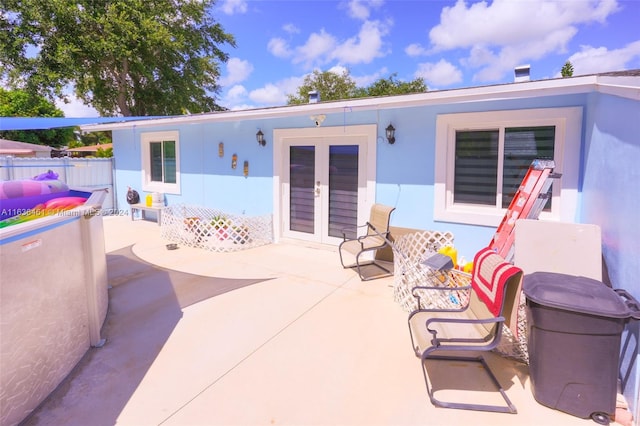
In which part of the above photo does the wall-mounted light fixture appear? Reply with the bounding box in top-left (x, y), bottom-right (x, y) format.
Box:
top-left (385, 124), bottom-right (396, 144)
top-left (256, 130), bottom-right (266, 146)
top-left (231, 153), bottom-right (238, 169)
top-left (218, 142), bottom-right (224, 157)
top-left (243, 160), bottom-right (249, 177)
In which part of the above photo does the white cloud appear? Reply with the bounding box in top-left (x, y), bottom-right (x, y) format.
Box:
top-left (352, 67), bottom-right (388, 87)
top-left (405, 43), bottom-right (428, 57)
top-left (564, 40), bottom-right (640, 76)
top-left (220, 0), bottom-right (247, 15)
top-left (415, 59), bottom-right (463, 87)
top-left (224, 84), bottom-right (248, 103)
top-left (249, 75), bottom-right (305, 106)
top-left (278, 75), bottom-right (307, 99)
top-left (327, 65), bottom-right (349, 75)
top-left (345, 0), bottom-right (384, 20)
top-left (288, 20), bottom-right (390, 69)
top-left (268, 38), bottom-right (292, 59)
top-left (219, 58), bottom-right (254, 86)
top-left (331, 20), bottom-right (390, 64)
top-left (249, 83), bottom-right (287, 105)
top-left (292, 29), bottom-right (338, 68)
top-left (228, 103), bottom-right (255, 111)
top-left (283, 23), bottom-right (300, 34)
top-left (427, 0), bottom-right (620, 82)
top-left (222, 75), bottom-right (306, 110)
top-left (471, 26), bottom-right (578, 82)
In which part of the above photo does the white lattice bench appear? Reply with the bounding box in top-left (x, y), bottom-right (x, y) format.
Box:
top-left (130, 204), bottom-right (163, 225)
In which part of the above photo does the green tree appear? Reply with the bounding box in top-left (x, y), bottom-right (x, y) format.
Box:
top-left (95, 146), bottom-right (113, 158)
top-left (0, 88), bottom-right (74, 147)
top-left (561, 61), bottom-right (574, 78)
top-left (0, 0), bottom-right (235, 116)
top-left (80, 131), bottom-right (112, 146)
top-left (355, 73), bottom-right (427, 97)
top-left (287, 70), bottom-right (427, 105)
top-left (287, 69), bottom-right (358, 105)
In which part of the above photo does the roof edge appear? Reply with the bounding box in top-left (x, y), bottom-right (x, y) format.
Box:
top-left (80, 73), bottom-right (639, 132)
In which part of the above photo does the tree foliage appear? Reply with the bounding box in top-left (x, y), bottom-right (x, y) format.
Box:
top-left (561, 61), bottom-right (574, 78)
top-left (0, 0), bottom-right (236, 116)
top-left (354, 73), bottom-right (427, 97)
top-left (0, 88), bottom-right (74, 147)
top-left (287, 70), bottom-right (427, 105)
top-left (287, 70), bottom-right (358, 105)
top-left (80, 131), bottom-right (112, 146)
top-left (94, 146), bottom-right (113, 158)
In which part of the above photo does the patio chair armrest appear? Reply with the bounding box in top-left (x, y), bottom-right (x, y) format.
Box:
top-left (424, 316), bottom-right (506, 349)
top-left (341, 223), bottom-right (369, 240)
top-left (411, 284), bottom-right (471, 310)
top-left (365, 222), bottom-right (390, 238)
top-left (426, 315), bottom-right (505, 328)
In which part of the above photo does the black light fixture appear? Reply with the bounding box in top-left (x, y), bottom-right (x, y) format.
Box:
top-left (256, 130), bottom-right (266, 146)
top-left (385, 124), bottom-right (396, 144)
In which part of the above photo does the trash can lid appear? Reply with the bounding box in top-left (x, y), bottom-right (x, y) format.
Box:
top-left (523, 272), bottom-right (631, 318)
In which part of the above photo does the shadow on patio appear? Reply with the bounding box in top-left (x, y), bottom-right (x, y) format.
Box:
top-left (22, 245), bottom-right (267, 426)
top-left (18, 216), bottom-right (622, 426)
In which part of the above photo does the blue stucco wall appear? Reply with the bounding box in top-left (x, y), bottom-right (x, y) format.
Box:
top-left (582, 91), bottom-right (640, 419)
top-left (114, 122), bottom-right (276, 216)
top-left (114, 92), bottom-right (590, 259)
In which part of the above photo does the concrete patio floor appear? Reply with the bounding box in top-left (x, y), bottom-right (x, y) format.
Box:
top-left (22, 215), bottom-right (627, 426)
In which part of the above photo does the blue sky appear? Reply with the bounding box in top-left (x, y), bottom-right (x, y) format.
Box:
top-left (61, 0), bottom-right (640, 116)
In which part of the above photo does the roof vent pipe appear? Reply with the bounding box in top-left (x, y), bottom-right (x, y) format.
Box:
top-left (308, 91), bottom-right (320, 103)
top-left (514, 65), bottom-right (531, 82)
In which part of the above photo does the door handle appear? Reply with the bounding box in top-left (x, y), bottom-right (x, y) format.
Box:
top-left (314, 181), bottom-right (321, 196)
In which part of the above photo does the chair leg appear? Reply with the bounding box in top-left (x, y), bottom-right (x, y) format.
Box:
top-left (354, 250), bottom-right (392, 281)
top-left (421, 354), bottom-right (517, 414)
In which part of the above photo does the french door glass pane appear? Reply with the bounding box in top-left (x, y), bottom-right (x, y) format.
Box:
top-left (290, 146), bottom-right (315, 233)
top-left (454, 130), bottom-right (498, 205)
top-left (502, 126), bottom-right (555, 208)
top-left (328, 145), bottom-right (358, 238)
top-left (150, 142), bottom-right (163, 182)
top-left (163, 140), bottom-right (177, 184)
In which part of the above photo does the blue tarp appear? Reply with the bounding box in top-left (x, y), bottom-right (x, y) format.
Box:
top-left (0, 116), bottom-right (165, 131)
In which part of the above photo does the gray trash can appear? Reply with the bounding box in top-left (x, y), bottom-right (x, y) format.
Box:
top-left (523, 272), bottom-right (640, 425)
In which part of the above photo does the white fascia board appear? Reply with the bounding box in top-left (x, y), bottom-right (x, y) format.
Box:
top-left (595, 75), bottom-right (640, 101)
top-left (80, 75), bottom-right (616, 132)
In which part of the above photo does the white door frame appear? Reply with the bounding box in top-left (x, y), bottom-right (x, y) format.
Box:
top-left (273, 124), bottom-right (377, 244)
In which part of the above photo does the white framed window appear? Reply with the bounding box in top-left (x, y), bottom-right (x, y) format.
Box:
top-left (434, 107), bottom-right (582, 226)
top-left (141, 131), bottom-right (180, 194)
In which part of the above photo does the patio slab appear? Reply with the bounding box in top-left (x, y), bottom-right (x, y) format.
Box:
top-left (21, 216), bottom-right (622, 426)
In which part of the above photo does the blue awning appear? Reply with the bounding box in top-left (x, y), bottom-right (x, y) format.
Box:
top-left (0, 116), bottom-right (165, 131)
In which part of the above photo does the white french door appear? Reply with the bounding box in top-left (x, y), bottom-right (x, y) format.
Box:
top-left (275, 125), bottom-right (376, 245)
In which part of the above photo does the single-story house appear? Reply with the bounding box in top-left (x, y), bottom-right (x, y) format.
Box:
top-left (81, 69), bottom-right (640, 419)
top-left (0, 139), bottom-right (52, 158)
